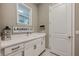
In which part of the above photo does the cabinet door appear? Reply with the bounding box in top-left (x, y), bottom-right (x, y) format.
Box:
top-left (24, 38), bottom-right (45, 56)
top-left (24, 45), bottom-right (34, 56)
top-left (34, 38), bottom-right (42, 55)
top-left (24, 39), bottom-right (41, 56)
top-left (41, 37), bottom-right (45, 51)
top-left (24, 40), bottom-right (36, 56)
top-left (32, 38), bottom-right (45, 56)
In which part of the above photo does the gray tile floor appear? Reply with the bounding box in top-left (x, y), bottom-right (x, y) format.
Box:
top-left (41, 49), bottom-right (56, 56)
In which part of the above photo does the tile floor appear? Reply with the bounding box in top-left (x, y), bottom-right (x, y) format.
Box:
top-left (41, 49), bottom-right (57, 56)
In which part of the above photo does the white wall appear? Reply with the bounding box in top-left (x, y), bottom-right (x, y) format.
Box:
top-left (0, 6), bottom-right (2, 31)
top-left (75, 3), bottom-right (79, 31)
top-left (0, 4), bottom-right (1, 54)
top-left (0, 3), bottom-right (38, 32)
top-left (38, 4), bottom-right (49, 48)
top-left (75, 3), bottom-right (79, 56)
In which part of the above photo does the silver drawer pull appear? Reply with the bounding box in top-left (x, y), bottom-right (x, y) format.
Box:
top-left (34, 45), bottom-right (36, 49)
top-left (41, 41), bottom-right (43, 45)
top-left (12, 46), bottom-right (20, 50)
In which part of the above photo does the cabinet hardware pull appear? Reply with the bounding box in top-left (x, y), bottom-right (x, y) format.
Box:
top-left (34, 45), bottom-right (36, 49)
top-left (41, 41), bottom-right (43, 45)
top-left (12, 46), bottom-right (20, 50)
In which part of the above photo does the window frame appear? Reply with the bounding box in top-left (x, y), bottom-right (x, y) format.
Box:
top-left (16, 3), bottom-right (32, 26)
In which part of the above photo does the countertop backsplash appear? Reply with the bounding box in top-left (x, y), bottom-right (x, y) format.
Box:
top-left (0, 26), bottom-right (33, 41)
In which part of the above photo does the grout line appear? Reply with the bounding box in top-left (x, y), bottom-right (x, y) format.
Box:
top-left (39, 49), bottom-right (46, 56)
top-left (50, 52), bottom-right (60, 56)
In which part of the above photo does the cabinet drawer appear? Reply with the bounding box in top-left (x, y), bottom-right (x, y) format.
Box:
top-left (7, 49), bottom-right (24, 56)
top-left (3, 43), bottom-right (24, 55)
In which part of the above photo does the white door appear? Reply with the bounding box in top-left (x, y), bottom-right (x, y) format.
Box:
top-left (49, 4), bottom-right (73, 56)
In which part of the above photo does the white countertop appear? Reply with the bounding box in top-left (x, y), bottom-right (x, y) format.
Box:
top-left (1, 33), bottom-right (46, 49)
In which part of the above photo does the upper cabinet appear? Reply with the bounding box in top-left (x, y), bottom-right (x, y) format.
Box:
top-left (17, 3), bottom-right (32, 26)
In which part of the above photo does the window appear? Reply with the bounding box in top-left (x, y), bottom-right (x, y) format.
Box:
top-left (17, 3), bottom-right (32, 25)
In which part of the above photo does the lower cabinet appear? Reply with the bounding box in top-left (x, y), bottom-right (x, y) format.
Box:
top-left (24, 37), bottom-right (45, 56)
top-left (24, 40), bottom-right (36, 56)
top-left (1, 37), bottom-right (45, 56)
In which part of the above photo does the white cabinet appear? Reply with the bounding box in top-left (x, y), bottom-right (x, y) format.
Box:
top-left (1, 33), bottom-right (46, 56)
top-left (1, 37), bottom-right (45, 56)
top-left (1, 43), bottom-right (24, 56)
top-left (24, 39), bottom-right (41, 56)
top-left (24, 40), bottom-right (36, 56)
top-left (24, 37), bottom-right (45, 56)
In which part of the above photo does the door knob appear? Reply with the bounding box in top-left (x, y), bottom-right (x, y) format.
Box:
top-left (68, 36), bottom-right (71, 39)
